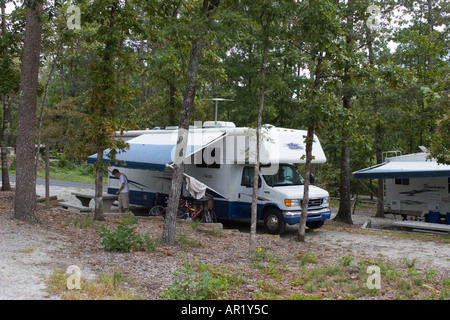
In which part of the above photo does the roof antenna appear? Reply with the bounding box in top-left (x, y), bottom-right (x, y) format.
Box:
top-left (206, 98), bottom-right (233, 124)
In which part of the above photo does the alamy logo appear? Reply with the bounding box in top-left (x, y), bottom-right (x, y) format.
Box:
top-left (366, 265), bottom-right (381, 290)
top-left (67, 5), bottom-right (81, 30)
top-left (66, 265), bottom-right (81, 290)
top-left (366, 5), bottom-right (381, 31)
top-left (170, 122), bottom-right (281, 175)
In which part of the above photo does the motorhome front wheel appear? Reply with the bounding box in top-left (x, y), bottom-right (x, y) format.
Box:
top-left (263, 208), bottom-right (286, 235)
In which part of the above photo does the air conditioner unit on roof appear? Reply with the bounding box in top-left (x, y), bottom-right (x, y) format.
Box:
top-left (202, 121), bottom-right (236, 128)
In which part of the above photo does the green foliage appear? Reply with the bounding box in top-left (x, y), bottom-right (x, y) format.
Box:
top-left (2, 0), bottom-right (448, 206)
top-left (160, 260), bottom-right (229, 300)
top-left (429, 108), bottom-right (450, 164)
top-left (337, 255), bottom-right (355, 267)
top-left (96, 224), bottom-right (141, 252)
top-left (96, 214), bottom-right (156, 252)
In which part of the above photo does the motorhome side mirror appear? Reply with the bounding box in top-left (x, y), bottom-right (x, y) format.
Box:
top-left (242, 176), bottom-right (251, 187)
top-left (310, 174), bottom-right (315, 185)
top-left (242, 175), bottom-right (262, 188)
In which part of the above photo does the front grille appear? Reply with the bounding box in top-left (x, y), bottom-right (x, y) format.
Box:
top-left (301, 198), bottom-right (323, 207)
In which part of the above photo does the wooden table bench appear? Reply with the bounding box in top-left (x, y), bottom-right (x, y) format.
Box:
top-left (393, 221), bottom-right (450, 234)
top-left (71, 192), bottom-right (118, 213)
top-left (58, 201), bottom-right (93, 213)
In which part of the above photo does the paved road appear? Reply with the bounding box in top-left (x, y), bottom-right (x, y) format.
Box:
top-left (1, 174), bottom-right (105, 190)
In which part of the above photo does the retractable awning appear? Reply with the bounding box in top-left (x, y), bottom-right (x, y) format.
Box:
top-left (353, 153), bottom-right (450, 179)
top-left (87, 129), bottom-right (227, 172)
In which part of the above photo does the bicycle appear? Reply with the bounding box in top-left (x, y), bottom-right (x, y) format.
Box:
top-left (148, 195), bottom-right (187, 219)
top-left (178, 197), bottom-right (217, 223)
top-left (178, 203), bottom-right (216, 223)
top-left (149, 194), bottom-right (216, 223)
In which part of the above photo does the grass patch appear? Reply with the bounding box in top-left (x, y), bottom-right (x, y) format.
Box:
top-left (65, 215), bottom-right (97, 229)
top-left (288, 257), bottom-right (450, 300)
top-left (250, 247), bottom-right (288, 281)
top-left (19, 247), bottom-right (35, 254)
top-left (45, 269), bottom-right (142, 300)
top-left (176, 233), bottom-right (203, 251)
top-left (160, 260), bottom-right (229, 300)
top-left (296, 251), bottom-right (318, 266)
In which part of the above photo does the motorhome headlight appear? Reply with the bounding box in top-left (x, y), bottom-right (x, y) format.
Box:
top-left (284, 199), bottom-right (300, 207)
top-left (323, 196), bottom-right (330, 206)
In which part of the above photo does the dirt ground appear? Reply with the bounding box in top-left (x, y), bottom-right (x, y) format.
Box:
top-left (0, 189), bottom-right (449, 301)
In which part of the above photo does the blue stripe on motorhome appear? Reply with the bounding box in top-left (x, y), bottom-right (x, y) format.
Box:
top-left (213, 199), bottom-right (265, 220)
top-left (87, 143), bottom-right (206, 171)
top-left (109, 162), bottom-right (167, 171)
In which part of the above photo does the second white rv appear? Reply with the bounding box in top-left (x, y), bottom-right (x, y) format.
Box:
top-left (353, 151), bottom-right (450, 222)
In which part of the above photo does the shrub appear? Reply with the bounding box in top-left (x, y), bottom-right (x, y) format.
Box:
top-left (96, 214), bottom-right (155, 252)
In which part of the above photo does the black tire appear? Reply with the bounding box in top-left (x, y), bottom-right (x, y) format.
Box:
top-left (306, 220), bottom-right (324, 229)
top-left (201, 209), bottom-right (217, 223)
top-left (177, 207), bottom-right (187, 220)
top-left (149, 205), bottom-right (165, 217)
top-left (263, 208), bottom-right (286, 234)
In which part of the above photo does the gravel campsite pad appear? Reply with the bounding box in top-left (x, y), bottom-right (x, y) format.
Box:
top-left (0, 188), bottom-right (449, 300)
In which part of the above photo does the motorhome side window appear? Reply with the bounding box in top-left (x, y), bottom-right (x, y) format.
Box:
top-left (196, 148), bottom-right (220, 169)
top-left (241, 166), bottom-right (261, 188)
top-left (395, 178), bottom-right (409, 185)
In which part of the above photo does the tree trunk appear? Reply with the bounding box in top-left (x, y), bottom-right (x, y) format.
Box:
top-left (335, 1), bottom-right (353, 224)
top-left (1, 94), bottom-right (11, 191)
top-left (368, 35), bottom-right (384, 218)
top-left (336, 88), bottom-right (353, 224)
top-left (249, 24), bottom-right (270, 255)
top-left (70, 59), bottom-right (76, 97)
top-left (94, 135), bottom-right (105, 221)
top-left (297, 50), bottom-right (323, 241)
top-left (14, 0), bottom-right (43, 222)
top-left (162, 37), bottom-right (205, 245)
top-left (297, 124), bottom-right (315, 241)
top-left (92, 1), bottom-right (118, 220)
top-left (169, 82), bottom-right (176, 126)
top-left (36, 53), bottom-right (58, 170)
top-left (427, 0), bottom-right (433, 69)
top-left (162, 0), bottom-right (219, 245)
top-left (375, 123), bottom-right (385, 217)
top-left (336, 132), bottom-right (353, 224)
top-left (139, 39), bottom-right (146, 107)
top-left (1, 1), bottom-right (10, 191)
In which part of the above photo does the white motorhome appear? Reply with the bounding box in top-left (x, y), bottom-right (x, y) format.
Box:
top-left (88, 121), bottom-right (331, 234)
top-left (353, 151), bottom-right (450, 222)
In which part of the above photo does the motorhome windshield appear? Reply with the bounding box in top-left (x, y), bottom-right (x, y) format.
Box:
top-left (262, 164), bottom-right (305, 187)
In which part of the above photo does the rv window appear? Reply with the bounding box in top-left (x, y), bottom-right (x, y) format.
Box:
top-left (395, 179), bottom-right (409, 185)
top-left (262, 164), bottom-right (304, 187)
top-left (241, 166), bottom-right (261, 188)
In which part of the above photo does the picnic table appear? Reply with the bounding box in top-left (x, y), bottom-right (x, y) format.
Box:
top-left (71, 192), bottom-right (118, 212)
